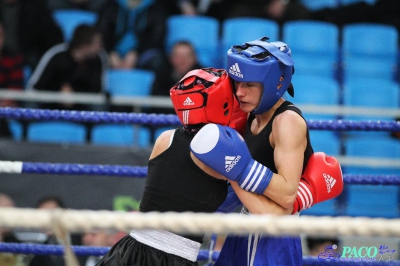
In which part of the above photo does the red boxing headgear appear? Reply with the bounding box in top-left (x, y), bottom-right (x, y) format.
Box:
top-left (170, 68), bottom-right (234, 129)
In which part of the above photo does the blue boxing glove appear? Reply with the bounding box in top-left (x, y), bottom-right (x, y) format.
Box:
top-left (190, 123), bottom-right (273, 194)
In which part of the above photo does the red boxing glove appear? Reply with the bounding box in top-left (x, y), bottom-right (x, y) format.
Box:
top-left (228, 97), bottom-right (247, 136)
top-left (292, 152), bottom-right (343, 214)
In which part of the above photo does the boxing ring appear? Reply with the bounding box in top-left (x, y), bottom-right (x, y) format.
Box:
top-left (0, 106), bottom-right (400, 266)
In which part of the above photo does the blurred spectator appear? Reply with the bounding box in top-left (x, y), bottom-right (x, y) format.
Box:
top-left (160, 0), bottom-right (229, 22)
top-left (0, 193), bottom-right (20, 243)
top-left (0, 193), bottom-right (15, 208)
top-left (368, 0), bottom-right (400, 31)
top-left (0, 0), bottom-right (64, 70)
top-left (227, 0), bottom-right (310, 23)
top-left (35, 195), bottom-right (65, 209)
top-left (311, 2), bottom-right (373, 28)
top-left (27, 196), bottom-right (66, 266)
top-left (263, 0), bottom-right (310, 24)
top-left (310, 0), bottom-right (400, 30)
top-left (0, 194), bottom-right (26, 266)
top-left (26, 24), bottom-right (107, 111)
top-left (226, 0), bottom-right (400, 31)
top-left (46, 0), bottom-right (107, 12)
top-left (0, 21), bottom-right (24, 139)
top-left (152, 40), bottom-right (203, 100)
top-left (96, 0), bottom-right (168, 78)
top-left (147, 40), bottom-right (203, 141)
top-left (26, 196), bottom-right (82, 266)
top-left (79, 230), bottom-right (120, 266)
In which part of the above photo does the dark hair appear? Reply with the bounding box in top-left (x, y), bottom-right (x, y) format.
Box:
top-left (36, 196), bottom-right (65, 208)
top-left (173, 40), bottom-right (194, 48)
top-left (69, 24), bottom-right (100, 50)
top-left (171, 40), bottom-right (196, 55)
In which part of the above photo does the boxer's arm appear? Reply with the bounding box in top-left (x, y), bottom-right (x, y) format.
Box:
top-left (262, 111), bottom-right (308, 209)
top-left (230, 182), bottom-right (292, 215)
top-left (191, 153), bottom-right (291, 215)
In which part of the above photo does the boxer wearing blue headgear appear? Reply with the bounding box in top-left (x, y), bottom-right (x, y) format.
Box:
top-left (190, 36), bottom-right (343, 265)
top-left (227, 36), bottom-right (294, 114)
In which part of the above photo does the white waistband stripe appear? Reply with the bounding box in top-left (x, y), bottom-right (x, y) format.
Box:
top-left (130, 229), bottom-right (201, 262)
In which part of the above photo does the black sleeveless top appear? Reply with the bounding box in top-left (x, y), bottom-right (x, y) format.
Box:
top-left (245, 101), bottom-right (314, 173)
top-left (140, 127), bottom-right (228, 243)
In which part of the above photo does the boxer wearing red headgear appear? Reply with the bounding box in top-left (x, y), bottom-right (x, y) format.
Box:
top-left (96, 68), bottom-right (250, 266)
top-left (170, 68), bottom-right (234, 130)
top-left (170, 67), bottom-right (247, 135)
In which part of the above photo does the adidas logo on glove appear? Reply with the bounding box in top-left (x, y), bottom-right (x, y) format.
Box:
top-left (225, 155), bottom-right (241, 172)
top-left (323, 173), bottom-right (336, 193)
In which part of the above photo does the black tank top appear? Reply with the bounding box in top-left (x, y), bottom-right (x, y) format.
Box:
top-left (245, 101), bottom-right (314, 173)
top-left (140, 127), bottom-right (228, 243)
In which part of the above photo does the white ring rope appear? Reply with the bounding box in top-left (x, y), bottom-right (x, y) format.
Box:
top-left (0, 161), bottom-right (23, 173)
top-left (0, 208), bottom-right (399, 238)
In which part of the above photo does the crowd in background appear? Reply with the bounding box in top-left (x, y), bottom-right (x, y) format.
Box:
top-left (0, 0), bottom-right (399, 115)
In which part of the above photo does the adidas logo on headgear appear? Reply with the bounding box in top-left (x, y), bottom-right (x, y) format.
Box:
top-left (183, 97), bottom-right (194, 106)
top-left (229, 63), bottom-right (243, 78)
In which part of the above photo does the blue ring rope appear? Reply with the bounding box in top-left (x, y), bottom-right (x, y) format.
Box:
top-left (1, 107), bottom-right (399, 131)
top-left (0, 161), bottom-right (398, 185)
top-left (0, 243), bottom-right (399, 265)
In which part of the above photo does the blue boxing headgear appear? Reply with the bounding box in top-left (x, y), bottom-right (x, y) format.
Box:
top-left (227, 37), bottom-right (294, 114)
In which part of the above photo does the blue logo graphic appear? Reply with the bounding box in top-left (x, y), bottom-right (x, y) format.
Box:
top-left (318, 245), bottom-right (341, 261)
top-left (380, 245), bottom-right (396, 255)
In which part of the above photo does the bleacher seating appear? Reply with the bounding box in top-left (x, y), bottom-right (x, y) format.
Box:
top-left (345, 133), bottom-right (400, 187)
top-left (290, 75), bottom-right (340, 120)
top-left (165, 15), bottom-right (219, 67)
top-left (343, 136), bottom-right (400, 217)
top-left (343, 184), bottom-right (399, 218)
top-left (342, 23), bottom-right (398, 83)
top-left (342, 78), bottom-right (399, 120)
top-left (8, 120), bottom-right (23, 141)
top-left (27, 121), bottom-right (87, 144)
top-left (52, 9), bottom-right (98, 42)
top-left (341, 77), bottom-right (399, 138)
top-left (282, 21), bottom-right (340, 79)
top-left (106, 69), bottom-right (155, 97)
top-left (300, 0), bottom-right (338, 11)
top-left (344, 136), bottom-right (400, 161)
top-left (221, 17), bottom-right (279, 67)
top-left (91, 124), bottom-right (151, 148)
top-left (309, 131), bottom-right (341, 156)
top-left (340, 0), bottom-right (377, 6)
top-left (300, 199), bottom-right (339, 216)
